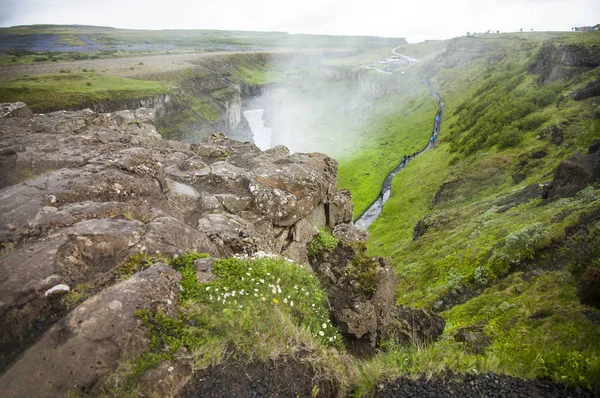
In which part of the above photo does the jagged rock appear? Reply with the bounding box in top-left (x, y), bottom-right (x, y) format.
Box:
top-left (200, 192), bottom-right (221, 210)
top-left (310, 241), bottom-right (441, 353)
top-left (333, 223), bottom-right (369, 243)
top-left (453, 325), bottom-right (491, 354)
top-left (281, 216), bottom-right (319, 263)
top-left (0, 103), bottom-right (353, 373)
top-left (0, 147), bottom-right (17, 189)
top-left (0, 219), bottom-right (145, 347)
top-left (0, 102), bottom-right (32, 118)
top-left (577, 267), bottom-right (600, 309)
top-left (572, 78), bottom-right (600, 101)
top-left (535, 41), bottom-right (600, 85)
top-left (542, 143), bottom-right (600, 199)
top-left (194, 258), bottom-right (215, 282)
top-left (0, 264), bottom-right (181, 397)
top-left (310, 243), bottom-right (392, 347)
top-left (412, 213), bottom-right (450, 241)
top-left (551, 123), bottom-right (564, 145)
top-left (196, 213), bottom-right (262, 257)
top-left (249, 153), bottom-right (338, 227)
top-left (382, 307), bottom-right (446, 346)
top-left (215, 193), bottom-right (252, 214)
top-left (327, 189), bottom-right (354, 226)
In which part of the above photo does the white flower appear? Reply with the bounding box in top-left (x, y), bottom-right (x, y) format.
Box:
top-left (319, 331), bottom-right (324, 336)
top-left (260, 279), bottom-right (264, 284)
top-left (206, 286), bottom-right (211, 291)
top-left (283, 298), bottom-right (288, 304)
top-left (322, 323), bottom-right (327, 329)
top-left (246, 273), bottom-right (251, 276)
top-left (290, 301), bottom-right (294, 307)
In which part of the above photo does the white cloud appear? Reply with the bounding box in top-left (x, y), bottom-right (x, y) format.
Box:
top-left (1, 0), bottom-right (598, 42)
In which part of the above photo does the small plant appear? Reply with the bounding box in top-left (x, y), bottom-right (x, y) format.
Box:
top-left (138, 62), bottom-right (144, 65)
top-left (116, 252), bottom-right (162, 280)
top-left (497, 222), bottom-right (547, 263)
top-left (86, 82), bottom-right (92, 86)
top-left (308, 227), bottom-right (339, 256)
top-left (59, 69), bottom-right (70, 73)
top-left (81, 68), bottom-right (88, 72)
top-left (62, 284), bottom-right (91, 309)
top-left (576, 186), bottom-right (597, 203)
top-left (130, 67), bottom-right (135, 70)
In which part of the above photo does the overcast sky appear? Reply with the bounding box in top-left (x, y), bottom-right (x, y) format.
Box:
top-left (1, 0), bottom-right (598, 42)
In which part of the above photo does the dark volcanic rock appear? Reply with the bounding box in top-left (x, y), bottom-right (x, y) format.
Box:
top-left (181, 357), bottom-right (339, 398)
top-left (453, 325), bottom-right (491, 354)
top-left (535, 41), bottom-right (600, 85)
top-left (542, 146), bottom-right (600, 199)
top-left (577, 267), bottom-right (600, 309)
top-left (551, 123), bottom-right (565, 145)
top-left (382, 306), bottom-right (446, 346)
top-left (374, 371), bottom-right (597, 398)
top-left (573, 78), bottom-right (600, 101)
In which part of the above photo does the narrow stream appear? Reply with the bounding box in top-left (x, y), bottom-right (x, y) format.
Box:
top-left (242, 82), bottom-right (443, 231)
top-left (356, 81), bottom-right (443, 230)
top-left (243, 109), bottom-right (273, 151)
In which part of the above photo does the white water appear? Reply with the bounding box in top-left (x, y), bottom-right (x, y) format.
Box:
top-left (243, 109), bottom-right (273, 151)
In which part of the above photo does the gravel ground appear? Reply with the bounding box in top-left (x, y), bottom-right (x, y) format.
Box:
top-left (374, 372), bottom-right (599, 398)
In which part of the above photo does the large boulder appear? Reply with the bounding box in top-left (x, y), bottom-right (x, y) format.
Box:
top-left (542, 142), bottom-right (600, 199)
top-left (309, 239), bottom-right (444, 354)
top-left (577, 267), bottom-right (600, 309)
top-left (0, 264), bottom-right (181, 397)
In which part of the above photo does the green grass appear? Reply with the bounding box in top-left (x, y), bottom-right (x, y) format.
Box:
top-left (350, 32), bottom-right (600, 391)
top-left (337, 81), bottom-right (437, 217)
top-left (103, 252), bottom-right (356, 396)
top-left (0, 72), bottom-right (166, 112)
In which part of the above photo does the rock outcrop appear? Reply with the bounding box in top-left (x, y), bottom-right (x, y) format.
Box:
top-left (0, 264), bottom-right (181, 397)
top-left (309, 237), bottom-right (444, 355)
top-left (534, 41), bottom-right (600, 85)
top-left (0, 103), bottom-right (355, 377)
top-left (542, 140), bottom-right (600, 199)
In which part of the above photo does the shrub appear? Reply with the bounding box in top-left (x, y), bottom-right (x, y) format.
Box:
top-left (497, 125), bottom-right (523, 149)
top-left (497, 222), bottom-right (547, 263)
top-left (86, 82), bottom-right (92, 86)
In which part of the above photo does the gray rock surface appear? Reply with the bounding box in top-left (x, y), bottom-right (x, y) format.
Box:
top-left (309, 240), bottom-right (444, 354)
top-left (0, 104), bottom-right (356, 374)
top-left (0, 264), bottom-right (181, 397)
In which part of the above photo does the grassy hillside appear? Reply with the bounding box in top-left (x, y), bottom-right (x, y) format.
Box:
top-left (357, 33), bottom-right (600, 392)
top-left (0, 71), bottom-right (167, 111)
